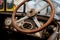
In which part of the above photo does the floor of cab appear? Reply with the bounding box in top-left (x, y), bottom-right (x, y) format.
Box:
top-left (0, 28), bottom-right (48, 40)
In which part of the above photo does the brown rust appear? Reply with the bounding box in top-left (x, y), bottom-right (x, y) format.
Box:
top-left (12, 0), bottom-right (55, 34)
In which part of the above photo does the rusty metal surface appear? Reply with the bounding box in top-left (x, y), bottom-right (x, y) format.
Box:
top-left (12, 0), bottom-right (55, 33)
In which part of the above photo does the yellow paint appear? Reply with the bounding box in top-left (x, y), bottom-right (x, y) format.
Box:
top-left (6, 0), bottom-right (16, 11)
top-left (0, 4), bottom-right (4, 11)
top-left (0, 8), bottom-right (4, 11)
top-left (6, 5), bottom-right (16, 11)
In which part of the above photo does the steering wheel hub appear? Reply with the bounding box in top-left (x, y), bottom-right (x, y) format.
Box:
top-left (26, 9), bottom-right (38, 17)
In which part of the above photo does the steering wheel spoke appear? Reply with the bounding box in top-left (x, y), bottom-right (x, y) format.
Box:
top-left (33, 16), bottom-right (41, 27)
top-left (16, 16), bottom-right (29, 22)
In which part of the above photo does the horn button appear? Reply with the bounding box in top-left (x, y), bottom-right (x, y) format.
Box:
top-left (26, 9), bottom-right (38, 17)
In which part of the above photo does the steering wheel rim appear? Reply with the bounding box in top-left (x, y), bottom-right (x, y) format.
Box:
top-left (12, 0), bottom-right (55, 34)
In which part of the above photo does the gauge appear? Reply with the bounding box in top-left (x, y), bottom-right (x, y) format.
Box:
top-left (17, 19), bottom-right (35, 30)
top-left (5, 17), bottom-right (11, 26)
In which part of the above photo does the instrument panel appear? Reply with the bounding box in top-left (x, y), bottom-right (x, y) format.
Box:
top-left (3, 15), bottom-right (59, 40)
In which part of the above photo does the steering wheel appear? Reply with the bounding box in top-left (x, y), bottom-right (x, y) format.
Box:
top-left (12, 0), bottom-right (55, 34)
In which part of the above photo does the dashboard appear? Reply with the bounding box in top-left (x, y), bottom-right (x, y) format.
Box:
top-left (0, 0), bottom-right (60, 40)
